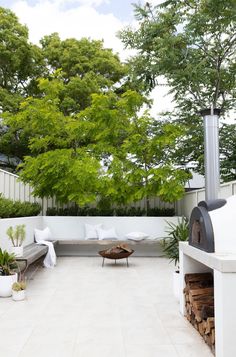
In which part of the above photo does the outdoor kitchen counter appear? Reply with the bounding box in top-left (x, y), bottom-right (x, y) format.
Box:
top-left (179, 241), bottom-right (236, 357)
top-left (179, 241), bottom-right (236, 273)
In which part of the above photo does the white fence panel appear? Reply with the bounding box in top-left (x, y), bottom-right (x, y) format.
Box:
top-left (177, 180), bottom-right (236, 218)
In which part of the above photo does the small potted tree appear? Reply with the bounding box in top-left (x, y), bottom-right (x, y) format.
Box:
top-left (6, 224), bottom-right (26, 257)
top-left (0, 248), bottom-right (18, 297)
top-left (12, 280), bottom-right (26, 301)
top-left (161, 217), bottom-right (189, 299)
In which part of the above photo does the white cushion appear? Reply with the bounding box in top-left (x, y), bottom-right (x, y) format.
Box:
top-left (97, 227), bottom-right (118, 240)
top-left (85, 223), bottom-right (102, 240)
top-left (34, 227), bottom-right (52, 243)
top-left (125, 231), bottom-right (149, 241)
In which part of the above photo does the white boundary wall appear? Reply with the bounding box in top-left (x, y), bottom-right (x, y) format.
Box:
top-left (0, 216), bottom-right (43, 251)
top-left (177, 180), bottom-right (236, 218)
top-left (0, 216), bottom-right (181, 251)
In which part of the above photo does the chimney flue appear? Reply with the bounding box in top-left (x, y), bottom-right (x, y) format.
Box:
top-left (200, 108), bottom-right (221, 201)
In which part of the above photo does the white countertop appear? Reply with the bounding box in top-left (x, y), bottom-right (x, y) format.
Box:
top-left (179, 242), bottom-right (236, 273)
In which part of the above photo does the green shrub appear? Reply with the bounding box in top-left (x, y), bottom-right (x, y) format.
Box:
top-left (160, 217), bottom-right (189, 267)
top-left (46, 205), bottom-right (174, 216)
top-left (0, 248), bottom-right (17, 275)
top-left (0, 195), bottom-right (41, 218)
top-left (147, 207), bottom-right (175, 217)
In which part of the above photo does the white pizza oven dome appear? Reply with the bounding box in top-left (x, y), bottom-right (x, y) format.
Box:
top-left (189, 195), bottom-right (236, 254)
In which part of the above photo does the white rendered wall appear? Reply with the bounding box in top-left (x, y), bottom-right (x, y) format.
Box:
top-left (0, 216), bottom-right (43, 251)
top-left (177, 181), bottom-right (236, 218)
top-left (0, 216), bottom-right (181, 251)
top-left (43, 216), bottom-right (181, 240)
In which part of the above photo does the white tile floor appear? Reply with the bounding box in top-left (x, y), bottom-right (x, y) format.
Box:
top-left (0, 257), bottom-right (213, 357)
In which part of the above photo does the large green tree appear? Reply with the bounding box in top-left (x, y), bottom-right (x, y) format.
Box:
top-left (40, 33), bottom-right (127, 114)
top-left (1, 7), bottom-right (191, 207)
top-left (0, 7), bottom-right (44, 169)
top-left (120, 0), bottom-right (236, 177)
top-left (3, 77), bottom-right (144, 205)
top-left (3, 76), bottom-right (190, 207)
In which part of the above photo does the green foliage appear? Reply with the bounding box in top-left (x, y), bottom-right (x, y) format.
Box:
top-left (101, 113), bottom-right (191, 211)
top-left (220, 124), bottom-right (236, 182)
top-left (0, 248), bottom-right (17, 276)
top-left (12, 281), bottom-right (26, 291)
top-left (160, 217), bottom-right (189, 267)
top-left (120, 1), bottom-right (236, 179)
top-left (146, 207), bottom-right (175, 217)
top-left (0, 10), bottom-right (189, 207)
top-left (6, 225), bottom-right (26, 247)
top-left (0, 24), bottom-right (127, 171)
top-left (40, 34), bottom-right (127, 114)
top-left (0, 7), bottom-right (45, 170)
top-left (46, 205), bottom-right (175, 217)
top-left (0, 194), bottom-right (41, 218)
top-left (19, 149), bottom-right (101, 205)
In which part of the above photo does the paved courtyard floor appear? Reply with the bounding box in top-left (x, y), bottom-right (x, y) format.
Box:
top-left (0, 257), bottom-right (213, 357)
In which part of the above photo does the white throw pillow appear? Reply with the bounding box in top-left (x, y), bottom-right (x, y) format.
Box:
top-left (85, 223), bottom-right (102, 240)
top-left (34, 227), bottom-right (52, 243)
top-left (125, 231), bottom-right (149, 241)
top-left (97, 227), bottom-right (118, 240)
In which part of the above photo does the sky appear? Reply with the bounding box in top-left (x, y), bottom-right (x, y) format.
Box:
top-left (0, 0), bottom-right (173, 114)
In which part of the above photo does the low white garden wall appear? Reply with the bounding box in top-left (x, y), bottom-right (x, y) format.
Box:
top-left (0, 216), bottom-right (43, 251)
top-left (0, 216), bottom-right (181, 252)
top-left (43, 216), bottom-right (181, 240)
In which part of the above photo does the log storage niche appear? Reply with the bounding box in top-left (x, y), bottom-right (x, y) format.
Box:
top-left (184, 272), bottom-right (215, 353)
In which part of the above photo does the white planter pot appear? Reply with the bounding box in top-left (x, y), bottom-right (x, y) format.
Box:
top-left (173, 271), bottom-right (180, 300)
top-left (0, 274), bottom-right (17, 297)
top-left (12, 289), bottom-right (26, 301)
top-left (11, 246), bottom-right (23, 257)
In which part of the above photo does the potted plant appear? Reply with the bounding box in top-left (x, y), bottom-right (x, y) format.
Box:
top-left (6, 224), bottom-right (26, 257)
top-left (160, 217), bottom-right (189, 299)
top-left (0, 248), bottom-right (18, 297)
top-left (12, 280), bottom-right (26, 301)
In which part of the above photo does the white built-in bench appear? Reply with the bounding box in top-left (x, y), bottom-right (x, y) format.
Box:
top-left (43, 216), bottom-right (180, 257)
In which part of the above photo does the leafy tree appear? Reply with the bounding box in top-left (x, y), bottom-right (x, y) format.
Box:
top-left (220, 123), bottom-right (236, 182)
top-left (79, 95), bottom-right (190, 211)
top-left (3, 76), bottom-right (145, 205)
top-left (40, 33), bottom-right (127, 114)
top-left (110, 114), bottom-right (190, 213)
top-left (0, 23), bottom-right (127, 171)
top-left (0, 8), bottom-right (190, 207)
top-left (3, 76), bottom-right (190, 207)
top-left (120, 0), bottom-right (236, 176)
top-left (0, 7), bottom-right (44, 170)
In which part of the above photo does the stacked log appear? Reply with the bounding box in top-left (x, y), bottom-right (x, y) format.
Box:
top-left (184, 273), bottom-right (215, 353)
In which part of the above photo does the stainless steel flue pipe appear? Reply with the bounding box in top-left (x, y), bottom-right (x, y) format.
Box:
top-left (200, 108), bottom-right (221, 201)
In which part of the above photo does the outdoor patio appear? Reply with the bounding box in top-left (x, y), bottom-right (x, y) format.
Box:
top-left (0, 257), bottom-right (213, 357)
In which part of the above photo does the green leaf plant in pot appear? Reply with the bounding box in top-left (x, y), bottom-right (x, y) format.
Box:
top-left (6, 224), bottom-right (26, 257)
top-left (0, 248), bottom-right (18, 297)
top-left (160, 217), bottom-right (189, 299)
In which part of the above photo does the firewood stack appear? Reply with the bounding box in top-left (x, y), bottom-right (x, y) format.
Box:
top-left (184, 273), bottom-right (215, 353)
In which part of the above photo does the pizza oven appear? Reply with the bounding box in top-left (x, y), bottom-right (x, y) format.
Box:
top-left (189, 195), bottom-right (236, 253)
